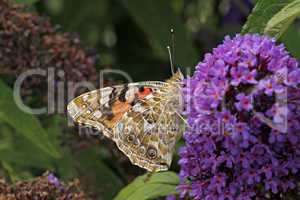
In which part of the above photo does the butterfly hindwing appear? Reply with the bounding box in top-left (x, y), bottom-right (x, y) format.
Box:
top-left (114, 101), bottom-right (181, 171)
top-left (114, 72), bottom-right (184, 171)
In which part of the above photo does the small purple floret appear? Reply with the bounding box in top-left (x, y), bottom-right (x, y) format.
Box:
top-left (47, 173), bottom-right (60, 188)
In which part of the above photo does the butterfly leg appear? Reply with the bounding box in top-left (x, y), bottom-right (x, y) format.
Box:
top-left (143, 167), bottom-right (157, 182)
top-left (144, 172), bottom-right (153, 183)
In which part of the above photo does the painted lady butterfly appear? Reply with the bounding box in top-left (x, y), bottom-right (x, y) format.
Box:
top-left (67, 70), bottom-right (184, 172)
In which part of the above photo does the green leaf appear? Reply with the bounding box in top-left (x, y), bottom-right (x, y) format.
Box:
top-left (114, 171), bottom-right (179, 200)
top-left (0, 125), bottom-right (12, 152)
top-left (14, 0), bottom-right (38, 5)
top-left (75, 148), bottom-right (124, 200)
top-left (45, 0), bottom-right (64, 15)
top-left (0, 146), bottom-right (53, 169)
top-left (0, 140), bottom-right (10, 152)
top-left (119, 0), bottom-right (197, 67)
top-left (0, 122), bottom-right (54, 169)
top-left (2, 161), bottom-right (33, 183)
top-left (281, 24), bottom-right (300, 60)
top-left (0, 79), bottom-right (61, 158)
top-left (264, 0), bottom-right (300, 39)
top-left (45, 115), bottom-right (77, 180)
top-left (242, 0), bottom-right (294, 34)
top-left (0, 116), bottom-right (75, 179)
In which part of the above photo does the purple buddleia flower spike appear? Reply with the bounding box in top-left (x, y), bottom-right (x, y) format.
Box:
top-left (178, 34), bottom-right (300, 199)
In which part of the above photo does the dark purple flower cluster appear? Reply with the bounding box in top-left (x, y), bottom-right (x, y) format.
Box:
top-left (0, 0), bottom-right (99, 100)
top-left (0, 0), bottom-right (98, 81)
top-left (178, 34), bottom-right (300, 199)
top-left (0, 172), bottom-right (90, 200)
top-left (221, 0), bottom-right (253, 25)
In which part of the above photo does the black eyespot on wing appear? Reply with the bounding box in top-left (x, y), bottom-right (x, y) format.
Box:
top-left (127, 134), bottom-right (135, 143)
top-left (139, 146), bottom-right (146, 155)
top-left (138, 86), bottom-right (145, 92)
top-left (108, 87), bottom-right (117, 106)
top-left (118, 85), bottom-right (128, 102)
top-left (147, 147), bottom-right (157, 159)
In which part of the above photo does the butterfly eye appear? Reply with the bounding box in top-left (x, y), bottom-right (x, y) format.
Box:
top-left (147, 147), bottom-right (157, 159)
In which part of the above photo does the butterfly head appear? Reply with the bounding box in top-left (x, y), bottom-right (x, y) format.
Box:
top-left (168, 69), bottom-right (184, 83)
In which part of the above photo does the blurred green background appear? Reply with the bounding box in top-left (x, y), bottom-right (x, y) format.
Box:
top-left (36, 0), bottom-right (253, 79)
top-left (1, 0), bottom-right (300, 199)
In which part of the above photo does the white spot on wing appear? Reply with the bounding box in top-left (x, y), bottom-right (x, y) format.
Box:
top-left (132, 104), bottom-right (144, 112)
top-left (100, 96), bottom-right (110, 105)
top-left (125, 87), bottom-right (137, 102)
top-left (144, 94), bottom-right (154, 100)
top-left (82, 94), bottom-right (89, 101)
top-left (116, 123), bottom-right (124, 134)
top-left (67, 101), bottom-right (82, 119)
top-left (99, 88), bottom-right (113, 104)
top-left (144, 120), bottom-right (155, 133)
top-left (93, 110), bottom-right (102, 118)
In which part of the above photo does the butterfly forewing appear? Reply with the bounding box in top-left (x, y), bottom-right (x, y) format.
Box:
top-left (67, 82), bottom-right (165, 138)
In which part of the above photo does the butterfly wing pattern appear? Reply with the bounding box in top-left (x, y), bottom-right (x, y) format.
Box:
top-left (67, 71), bottom-right (184, 172)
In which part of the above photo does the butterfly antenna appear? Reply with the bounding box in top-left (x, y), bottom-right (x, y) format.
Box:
top-left (167, 28), bottom-right (175, 75)
top-left (171, 28), bottom-right (175, 71)
top-left (167, 46), bottom-right (174, 75)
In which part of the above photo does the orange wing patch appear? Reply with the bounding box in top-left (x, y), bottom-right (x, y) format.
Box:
top-left (105, 100), bottom-right (132, 128)
top-left (105, 87), bottom-right (153, 127)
